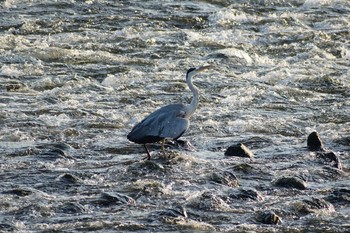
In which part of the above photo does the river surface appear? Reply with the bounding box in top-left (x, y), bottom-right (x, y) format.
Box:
top-left (1, 0), bottom-right (349, 232)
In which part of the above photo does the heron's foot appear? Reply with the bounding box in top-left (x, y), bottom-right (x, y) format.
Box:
top-left (167, 150), bottom-right (180, 159)
top-left (157, 150), bottom-right (178, 160)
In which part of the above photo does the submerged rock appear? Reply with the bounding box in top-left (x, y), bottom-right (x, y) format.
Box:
top-left (229, 163), bottom-right (256, 174)
top-left (96, 192), bottom-right (135, 206)
top-left (36, 142), bottom-right (74, 160)
top-left (148, 205), bottom-right (188, 222)
top-left (316, 166), bottom-right (346, 180)
top-left (316, 151), bottom-right (342, 170)
top-left (307, 131), bottom-right (324, 151)
top-left (327, 187), bottom-right (350, 204)
top-left (211, 171), bottom-right (239, 188)
top-left (294, 197), bottom-right (335, 215)
top-left (130, 179), bottom-right (165, 198)
top-left (225, 143), bottom-right (254, 158)
top-left (147, 206), bottom-right (215, 231)
top-left (37, 148), bottom-right (70, 160)
top-left (0, 222), bottom-right (17, 232)
top-left (127, 160), bottom-right (166, 176)
top-left (56, 173), bottom-right (83, 184)
top-left (226, 188), bottom-right (264, 202)
top-left (188, 191), bottom-right (230, 211)
top-left (56, 202), bottom-right (87, 214)
top-left (15, 203), bottom-right (54, 220)
top-left (3, 188), bottom-right (34, 197)
top-left (272, 176), bottom-right (307, 190)
top-left (257, 210), bottom-right (282, 225)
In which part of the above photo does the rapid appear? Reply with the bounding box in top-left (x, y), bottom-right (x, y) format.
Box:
top-left (0, 0), bottom-right (349, 232)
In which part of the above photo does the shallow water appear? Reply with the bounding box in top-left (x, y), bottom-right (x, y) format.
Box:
top-left (1, 0), bottom-right (349, 232)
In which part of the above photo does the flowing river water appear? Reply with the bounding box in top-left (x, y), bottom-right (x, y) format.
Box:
top-left (0, 0), bottom-right (349, 232)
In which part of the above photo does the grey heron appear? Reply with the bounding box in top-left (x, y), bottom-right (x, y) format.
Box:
top-left (127, 65), bottom-right (212, 160)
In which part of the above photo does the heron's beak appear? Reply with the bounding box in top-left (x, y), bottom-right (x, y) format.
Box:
top-left (196, 65), bottom-right (214, 73)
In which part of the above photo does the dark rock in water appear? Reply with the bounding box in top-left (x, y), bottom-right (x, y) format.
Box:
top-left (0, 222), bottom-right (17, 232)
top-left (295, 197), bottom-right (334, 214)
top-left (227, 188), bottom-right (264, 202)
top-left (307, 131), bottom-right (324, 151)
top-left (273, 176), bottom-right (307, 190)
top-left (38, 148), bottom-right (68, 161)
top-left (257, 210), bottom-right (282, 225)
top-left (334, 136), bottom-right (350, 146)
top-left (50, 142), bottom-right (72, 151)
top-left (317, 166), bottom-right (346, 180)
top-left (316, 151), bottom-right (342, 170)
top-left (36, 142), bottom-right (74, 161)
top-left (211, 171), bottom-right (239, 188)
top-left (230, 163), bottom-right (255, 174)
top-left (327, 187), bottom-right (350, 204)
top-left (56, 202), bottom-right (87, 214)
top-left (147, 206), bottom-right (215, 230)
top-left (225, 143), bottom-right (254, 158)
top-left (148, 205), bottom-right (188, 222)
top-left (97, 192), bottom-right (135, 206)
top-left (15, 204), bottom-right (53, 220)
top-left (3, 188), bottom-right (34, 196)
top-left (56, 173), bottom-right (83, 184)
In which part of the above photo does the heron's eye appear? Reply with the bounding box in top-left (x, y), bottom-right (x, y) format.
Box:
top-left (187, 68), bottom-right (196, 75)
top-left (177, 111), bottom-right (186, 118)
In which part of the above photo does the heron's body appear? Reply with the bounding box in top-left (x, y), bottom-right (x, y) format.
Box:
top-left (127, 103), bottom-right (189, 144)
top-left (127, 66), bottom-right (212, 159)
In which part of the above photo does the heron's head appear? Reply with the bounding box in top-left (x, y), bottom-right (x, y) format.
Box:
top-left (186, 65), bottom-right (213, 78)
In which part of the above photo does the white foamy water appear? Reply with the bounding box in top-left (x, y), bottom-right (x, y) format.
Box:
top-left (1, 0), bottom-right (349, 232)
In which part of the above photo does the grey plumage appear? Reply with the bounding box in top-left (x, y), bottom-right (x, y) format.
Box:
top-left (127, 103), bottom-right (189, 144)
top-left (127, 65), bottom-right (212, 159)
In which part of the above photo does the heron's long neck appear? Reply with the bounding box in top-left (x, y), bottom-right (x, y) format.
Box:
top-left (186, 73), bottom-right (199, 117)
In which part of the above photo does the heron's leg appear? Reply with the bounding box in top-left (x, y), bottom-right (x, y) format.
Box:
top-left (161, 139), bottom-right (167, 159)
top-left (143, 144), bottom-right (151, 160)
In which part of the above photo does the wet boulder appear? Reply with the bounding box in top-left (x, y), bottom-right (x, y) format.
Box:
top-left (211, 171), bottom-right (239, 188)
top-left (307, 131), bottom-right (324, 151)
top-left (225, 143), bottom-right (254, 158)
top-left (272, 176), bottom-right (307, 190)
top-left (256, 210), bottom-right (282, 225)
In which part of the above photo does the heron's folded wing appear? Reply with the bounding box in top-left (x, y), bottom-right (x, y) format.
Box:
top-left (128, 104), bottom-right (189, 143)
